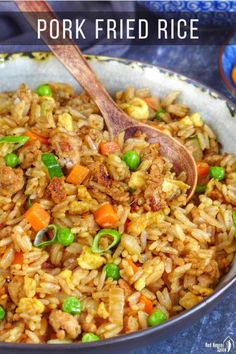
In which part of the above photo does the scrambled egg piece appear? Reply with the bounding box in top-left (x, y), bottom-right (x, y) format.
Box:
top-left (77, 185), bottom-right (92, 200)
top-left (16, 298), bottom-right (45, 315)
top-left (128, 171), bottom-right (146, 190)
top-left (179, 116), bottom-right (192, 126)
top-left (69, 199), bottom-right (97, 215)
top-left (128, 211), bottom-right (165, 236)
top-left (58, 269), bottom-right (75, 290)
top-left (191, 112), bottom-right (203, 127)
top-left (162, 178), bottom-right (188, 199)
top-left (97, 302), bottom-right (109, 319)
top-left (77, 246), bottom-right (105, 270)
top-left (69, 200), bottom-right (90, 215)
top-left (179, 292), bottom-right (203, 310)
top-left (180, 112), bottom-right (203, 128)
top-left (23, 276), bottom-right (36, 298)
top-left (191, 285), bottom-right (213, 297)
top-left (58, 113), bottom-right (73, 131)
top-left (120, 97), bottom-right (149, 120)
top-left (134, 276), bottom-right (146, 291)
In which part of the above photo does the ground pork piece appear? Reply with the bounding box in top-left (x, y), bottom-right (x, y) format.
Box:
top-left (8, 276), bottom-right (25, 305)
top-left (0, 226), bottom-right (12, 240)
top-left (87, 186), bottom-right (111, 203)
top-left (50, 132), bottom-right (81, 168)
top-left (106, 181), bottom-right (130, 203)
top-left (88, 162), bottom-right (111, 187)
top-left (49, 82), bottom-right (75, 102)
top-left (18, 139), bottom-right (42, 169)
top-left (208, 189), bottom-right (224, 202)
top-left (118, 279), bottom-right (133, 297)
top-left (45, 177), bottom-right (66, 204)
top-left (141, 143), bottom-right (163, 163)
top-left (0, 166), bottom-right (24, 196)
top-left (204, 154), bottom-right (223, 166)
top-left (144, 163), bottom-right (165, 207)
top-left (49, 310), bottom-right (81, 339)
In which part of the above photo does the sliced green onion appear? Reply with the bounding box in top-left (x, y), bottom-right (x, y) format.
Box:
top-left (0, 135), bottom-right (29, 150)
top-left (187, 136), bottom-right (203, 162)
top-left (47, 339), bottom-right (72, 344)
top-left (91, 229), bottom-right (121, 254)
top-left (0, 306), bottom-right (5, 321)
top-left (195, 184), bottom-right (206, 194)
top-left (232, 211), bottom-right (236, 229)
top-left (155, 108), bottom-right (166, 121)
top-left (34, 224), bottom-right (58, 248)
top-left (189, 134), bottom-right (197, 139)
top-left (41, 153), bottom-right (63, 179)
top-left (128, 187), bottom-right (136, 194)
top-left (27, 195), bottom-right (31, 209)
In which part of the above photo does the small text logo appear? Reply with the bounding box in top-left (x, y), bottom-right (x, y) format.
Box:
top-left (205, 336), bottom-right (234, 353)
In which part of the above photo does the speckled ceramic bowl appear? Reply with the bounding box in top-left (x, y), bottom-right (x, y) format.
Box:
top-left (0, 52), bottom-right (236, 354)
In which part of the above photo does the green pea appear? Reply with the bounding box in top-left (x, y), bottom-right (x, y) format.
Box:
top-left (62, 297), bottom-right (81, 315)
top-left (103, 263), bottom-right (120, 280)
top-left (209, 166), bottom-right (225, 181)
top-left (122, 151), bottom-right (141, 171)
top-left (57, 227), bottom-right (74, 246)
top-left (36, 84), bottom-right (52, 97)
top-left (147, 309), bottom-right (167, 327)
top-left (156, 108), bottom-right (166, 121)
top-left (128, 187), bottom-right (136, 194)
top-left (0, 306), bottom-right (5, 321)
top-left (82, 333), bottom-right (100, 343)
top-left (195, 184), bottom-right (206, 194)
top-left (4, 153), bottom-right (19, 168)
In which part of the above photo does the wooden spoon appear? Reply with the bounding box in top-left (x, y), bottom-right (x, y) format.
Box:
top-left (16, 0), bottom-right (197, 200)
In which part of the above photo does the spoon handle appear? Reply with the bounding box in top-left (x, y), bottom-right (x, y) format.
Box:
top-left (16, 0), bottom-right (136, 137)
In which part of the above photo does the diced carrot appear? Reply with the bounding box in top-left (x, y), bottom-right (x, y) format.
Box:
top-left (66, 164), bottom-right (89, 185)
top-left (99, 141), bottom-right (120, 155)
top-left (139, 295), bottom-right (154, 315)
top-left (94, 203), bottom-right (118, 227)
top-left (24, 130), bottom-right (49, 145)
top-left (126, 258), bottom-right (139, 272)
top-left (197, 162), bottom-right (209, 178)
top-left (231, 65), bottom-right (236, 85)
top-left (24, 203), bottom-right (50, 231)
top-left (124, 219), bottom-right (130, 233)
top-left (50, 333), bottom-right (57, 340)
top-left (13, 252), bottom-right (24, 265)
top-left (144, 97), bottom-right (159, 111)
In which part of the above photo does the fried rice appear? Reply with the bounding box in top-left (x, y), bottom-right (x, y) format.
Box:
top-left (0, 83), bottom-right (235, 344)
